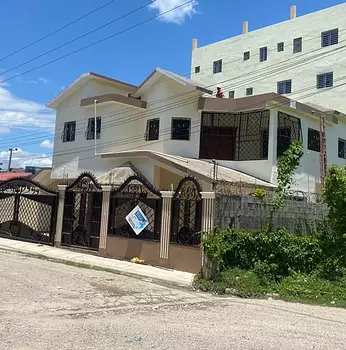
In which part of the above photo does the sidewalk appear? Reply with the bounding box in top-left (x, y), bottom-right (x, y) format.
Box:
top-left (0, 238), bottom-right (195, 288)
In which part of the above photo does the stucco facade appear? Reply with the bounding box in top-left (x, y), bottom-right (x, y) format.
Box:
top-left (191, 3), bottom-right (346, 113)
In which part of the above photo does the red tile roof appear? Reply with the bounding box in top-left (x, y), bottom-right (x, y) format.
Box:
top-left (0, 172), bottom-right (32, 181)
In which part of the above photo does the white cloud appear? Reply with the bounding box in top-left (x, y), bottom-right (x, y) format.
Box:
top-left (0, 85), bottom-right (55, 132)
top-left (38, 78), bottom-right (49, 84)
top-left (40, 139), bottom-right (54, 149)
top-left (0, 127), bottom-right (10, 134)
top-left (27, 80), bottom-right (39, 84)
top-left (0, 148), bottom-right (52, 169)
top-left (149, 0), bottom-right (198, 24)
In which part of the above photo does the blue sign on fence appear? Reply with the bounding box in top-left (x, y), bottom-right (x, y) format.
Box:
top-left (125, 206), bottom-right (149, 235)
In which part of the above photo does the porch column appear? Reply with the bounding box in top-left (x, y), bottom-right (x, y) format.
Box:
top-left (159, 191), bottom-right (174, 260)
top-left (55, 185), bottom-right (67, 248)
top-left (201, 192), bottom-right (216, 279)
top-left (99, 185), bottom-right (112, 257)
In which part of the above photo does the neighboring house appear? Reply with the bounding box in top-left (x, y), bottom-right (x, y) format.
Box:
top-left (31, 168), bottom-right (61, 190)
top-left (190, 3), bottom-right (346, 113)
top-left (47, 68), bottom-right (346, 193)
top-left (0, 172), bottom-right (31, 182)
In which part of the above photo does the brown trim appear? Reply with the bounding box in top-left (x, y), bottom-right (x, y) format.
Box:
top-left (196, 85), bottom-right (213, 95)
top-left (81, 94), bottom-right (147, 109)
top-left (89, 72), bottom-right (137, 90)
top-left (198, 93), bottom-right (339, 124)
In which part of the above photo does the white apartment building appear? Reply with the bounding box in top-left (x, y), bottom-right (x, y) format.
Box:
top-left (48, 68), bottom-right (346, 194)
top-left (191, 3), bottom-right (346, 113)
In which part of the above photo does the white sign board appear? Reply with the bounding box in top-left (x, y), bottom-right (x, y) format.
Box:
top-left (289, 99), bottom-right (297, 109)
top-left (125, 205), bottom-right (149, 235)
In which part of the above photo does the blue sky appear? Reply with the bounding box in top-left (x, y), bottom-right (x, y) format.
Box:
top-left (0, 0), bottom-right (344, 169)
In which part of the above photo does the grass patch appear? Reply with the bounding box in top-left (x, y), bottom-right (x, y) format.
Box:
top-left (194, 269), bottom-right (346, 308)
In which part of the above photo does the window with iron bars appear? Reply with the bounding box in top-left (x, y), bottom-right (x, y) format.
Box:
top-left (317, 72), bottom-right (333, 89)
top-left (277, 112), bottom-right (302, 158)
top-left (338, 138), bottom-right (346, 159)
top-left (145, 118), bottom-right (160, 141)
top-left (293, 37), bottom-right (302, 53)
top-left (308, 128), bottom-right (320, 152)
top-left (277, 42), bottom-right (284, 52)
top-left (321, 29), bottom-right (338, 47)
top-left (62, 121), bottom-right (76, 142)
top-left (199, 110), bottom-right (270, 161)
top-left (172, 118), bottom-right (191, 140)
top-left (259, 47), bottom-right (267, 62)
top-left (85, 117), bottom-right (101, 140)
top-left (213, 59), bottom-right (222, 74)
top-left (277, 79), bottom-right (292, 94)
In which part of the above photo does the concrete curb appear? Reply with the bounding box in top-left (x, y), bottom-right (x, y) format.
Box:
top-left (0, 238), bottom-right (195, 289)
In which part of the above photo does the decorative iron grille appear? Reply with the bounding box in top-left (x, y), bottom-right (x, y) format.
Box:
top-left (171, 177), bottom-right (202, 246)
top-left (0, 178), bottom-right (57, 244)
top-left (62, 173), bottom-right (103, 249)
top-left (108, 176), bottom-right (162, 241)
top-left (200, 110), bottom-right (270, 161)
top-left (277, 111), bottom-right (302, 158)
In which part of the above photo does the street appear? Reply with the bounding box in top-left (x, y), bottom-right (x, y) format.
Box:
top-left (0, 250), bottom-right (345, 350)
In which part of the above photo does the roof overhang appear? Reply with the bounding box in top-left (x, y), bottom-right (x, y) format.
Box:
top-left (81, 94), bottom-right (147, 109)
top-left (47, 72), bottom-right (137, 109)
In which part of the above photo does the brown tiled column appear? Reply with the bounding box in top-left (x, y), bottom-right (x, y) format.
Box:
top-left (99, 185), bottom-right (112, 257)
top-left (54, 185), bottom-right (67, 248)
top-left (201, 192), bottom-right (216, 278)
top-left (159, 191), bottom-right (174, 260)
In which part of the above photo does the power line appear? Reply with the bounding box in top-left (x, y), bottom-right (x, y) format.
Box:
top-left (0, 0), bottom-right (194, 86)
top-left (0, 0), bottom-right (116, 63)
top-left (0, 1), bottom-right (156, 76)
top-left (1, 39), bottom-right (345, 147)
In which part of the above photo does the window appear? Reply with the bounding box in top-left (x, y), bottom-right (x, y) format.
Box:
top-left (293, 37), bottom-right (302, 53)
top-left (172, 118), bottom-right (191, 140)
top-left (243, 51), bottom-right (250, 61)
top-left (246, 87), bottom-right (253, 96)
top-left (277, 42), bottom-right (284, 52)
top-left (195, 66), bottom-right (200, 73)
top-left (259, 47), bottom-right (267, 62)
top-left (213, 59), bottom-right (222, 74)
top-left (85, 117), bottom-right (101, 140)
top-left (146, 118), bottom-right (160, 141)
top-left (338, 138), bottom-right (346, 158)
top-left (317, 72), bottom-right (333, 89)
top-left (229, 90), bottom-right (235, 99)
top-left (277, 80), bottom-right (292, 94)
top-left (321, 29), bottom-right (338, 47)
top-left (62, 121), bottom-right (76, 142)
top-left (308, 128), bottom-right (320, 152)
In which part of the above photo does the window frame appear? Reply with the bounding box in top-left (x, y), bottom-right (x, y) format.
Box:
top-left (246, 87), bottom-right (253, 96)
top-left (316, 72), bottom-right (333, 89)
top-left (145, 118), bottom-right (160, 141)
top-left (213, 59), bottom-right (222, 74)
top-left (338, 138), bottom-right (346, 159)
top-left (321, 28), bottom-right (338, 47)
top-left (62, 121), bottom-right (76, 143)
top-left (195, 66), bottom-right (200, 74)
top-left (277, 42), bottom-right (284, 52)
top-left (243, 51), bottom-right (250, 61)
top-left (85, 117), bottom-right (101, 140)
top-left (277, 79), bottom-right (292, 95)
top-left (293, 37), bottom-right (302, 53)
top-left (259, 46), bottom-right (268, 62)
top-left (307, 128), bottom-right (320, 152)
top-left (228, 90), bottom-right (235, 99)
top-left (171, 118), bottom-right (191, 141)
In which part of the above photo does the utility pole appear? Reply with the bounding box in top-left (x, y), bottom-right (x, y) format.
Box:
top-left (8, 148), bottom-right (18, 171)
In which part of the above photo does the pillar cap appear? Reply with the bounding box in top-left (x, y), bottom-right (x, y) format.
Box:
top-left (201, 192), bottom-right (216, 199)
top-left (161, 191), bottom-right (174, 198)
top-left (57, 185), bottom-right (67, 191)
top-left (101, 185), bottom-right (113, 192)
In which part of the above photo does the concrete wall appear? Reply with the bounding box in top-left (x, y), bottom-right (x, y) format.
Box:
top-left (106, 236), bottom-right (201, 273)
top-left (191, 3), bottom-right (346, 112)
top-left (216, 194), bottom-right (327, 234)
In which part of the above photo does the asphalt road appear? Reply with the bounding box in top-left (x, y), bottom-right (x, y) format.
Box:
top-left (0, 250), bottom-right (345, 350)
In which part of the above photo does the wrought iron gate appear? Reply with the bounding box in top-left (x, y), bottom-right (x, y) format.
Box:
top-left (0, 178), bottom-right (57, 244)
top-left (108, 176), bottom-right (162, 240)
top-left (62, 173), bottom-right (103, 249)
top-left (171, 177), bottom-right (202, 246)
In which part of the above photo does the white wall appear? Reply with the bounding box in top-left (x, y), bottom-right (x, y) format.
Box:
top-left (191, 3), bottom-right (346, 113)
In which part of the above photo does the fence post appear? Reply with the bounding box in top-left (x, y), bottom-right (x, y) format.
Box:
top-left (159, 191), bottom-right (174, 260)
top-left (99, 185), bottom-right (112, 257)
top-left (201, 191), bottom-right (216, 279)
top-left (54, 185), bottom-right (67, 248)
